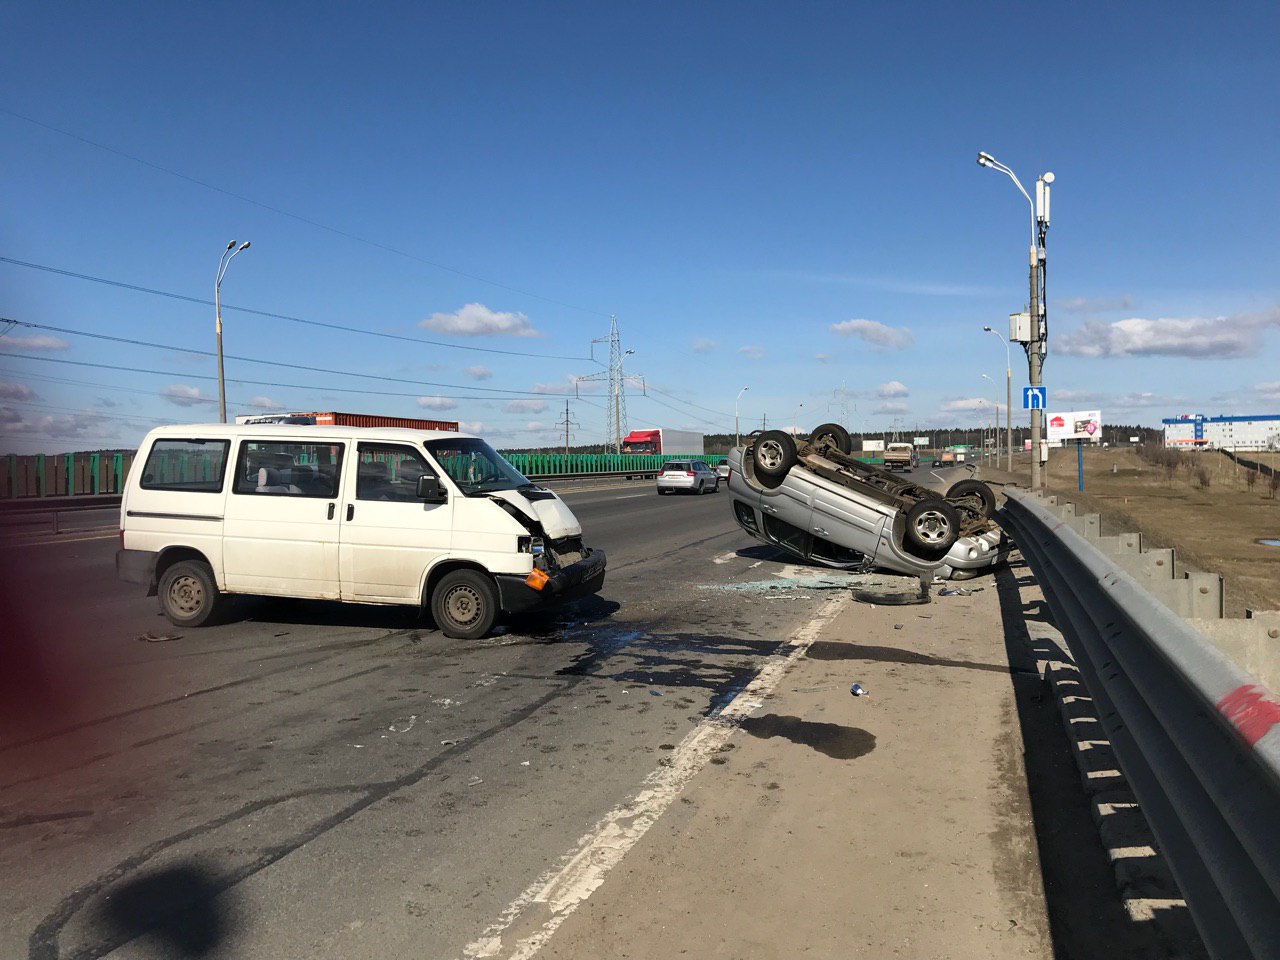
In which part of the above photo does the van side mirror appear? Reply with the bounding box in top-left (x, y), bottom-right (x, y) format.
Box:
top-left (416, 475), bottom-right (448, 503)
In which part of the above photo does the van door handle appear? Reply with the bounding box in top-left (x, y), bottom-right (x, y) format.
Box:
top-left (327, 503), bottom-right (336, 520)
top-left (761, 504), bottom-right (778, 515)
top-left (346, 504), bottom-right (354, 521)
top-left (813, 526), bottom-right (829, 537)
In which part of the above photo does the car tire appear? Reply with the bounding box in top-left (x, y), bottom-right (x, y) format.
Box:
top-left (904, 499), bottom-right (960, 557)
top-left (752, 430), bottom-right (798, 480)
top-left (158, 559), bottom-right (220, 628)
top-left (431, 569), bottom-right (499, 640)
top-left (809, 422), bottom-right (853, 455)
top-left (945, 479), bottom-right (997, 520)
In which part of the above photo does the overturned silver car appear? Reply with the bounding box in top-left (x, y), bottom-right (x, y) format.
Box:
top-left (727, 424), bottom-right (1005, 580)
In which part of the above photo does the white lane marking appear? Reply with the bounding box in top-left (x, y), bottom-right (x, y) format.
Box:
top-left (458, 593), bottom-right (848, 960)
top-left (613, 494), bottom-right (647, 500)
top-left (711, 551), bottom-right (738, 564)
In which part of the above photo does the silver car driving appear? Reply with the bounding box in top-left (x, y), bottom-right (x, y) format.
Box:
top-left (656, 459), bottom-right (720, 495)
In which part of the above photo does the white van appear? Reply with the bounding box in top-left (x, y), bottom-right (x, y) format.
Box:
top-left (116, 424), bottom-right (606, 639)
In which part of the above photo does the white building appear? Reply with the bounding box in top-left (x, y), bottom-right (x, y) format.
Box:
top-left (1163, 414), bottom-right (1280, 450)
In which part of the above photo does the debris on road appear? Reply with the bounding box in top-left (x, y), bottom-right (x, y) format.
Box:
top-left (388, 715), bottom-right (417, 733)
top-left (440, 738), bottom-right (462, 746)
top-left (467, 776), bottom-right (484, 786)
top-left (938, 585), bottom-right (985, 597)
top-left (649, 689), bottom-right (663, 696)
top-left (849, 683), bottom-right (870, 697)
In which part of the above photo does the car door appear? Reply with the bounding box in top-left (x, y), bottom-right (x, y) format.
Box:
top-left (222, 437), bottom-right (346, 598)
top-left (339, 441), bottom-right (453, 602)
top-left (757, 462), bottom-right (816, 555)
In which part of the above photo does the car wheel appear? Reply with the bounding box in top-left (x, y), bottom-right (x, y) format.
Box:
top-left (431, 569), bottom-right (499, 640)
top-left (904, 499), bottom-right (960, 556)
top-left (945, 479), bottom-right (997, 520)
top-left (809, 422), bottom-right (852, 455)
top-left (158, 559), bottom-right (220, 628)
top-left (752, 430), bottom-right (798, 480)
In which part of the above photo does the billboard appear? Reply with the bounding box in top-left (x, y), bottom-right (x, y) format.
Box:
top-left (862, 439), bottom-right (885, 452)
top-left (913, 436), bottom-right (929, 446)
top-left (1047, 409), bottom-right (1102, 443)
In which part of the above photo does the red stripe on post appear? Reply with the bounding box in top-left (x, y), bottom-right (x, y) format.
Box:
top-left (1217, 685), bottom-right (1280, 747)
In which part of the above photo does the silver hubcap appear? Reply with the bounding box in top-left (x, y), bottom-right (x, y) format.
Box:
top-left (913, 510), bottom-right (952, 545)
top-left (757, 440), bottom-right (785, 469)
top-left (168, 575), bottom-right (204, 616)
top-left (444, 584), bottom-right (483, 626)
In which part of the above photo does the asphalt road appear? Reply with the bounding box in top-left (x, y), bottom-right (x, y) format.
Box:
top-left (1, 482), bottom-right (854, 960)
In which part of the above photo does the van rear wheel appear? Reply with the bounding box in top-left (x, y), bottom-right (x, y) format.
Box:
top-left (432, 569), bottom-right (499, 640)
top-left (158, 560), bottom-right (220, 627)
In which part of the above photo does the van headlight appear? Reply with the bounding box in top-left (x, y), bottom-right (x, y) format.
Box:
top-left (518, 536), bottom-right (545, 555)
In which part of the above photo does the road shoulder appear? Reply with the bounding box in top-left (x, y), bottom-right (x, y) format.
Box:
top-left (537, 583), bottom-right (1053, 960)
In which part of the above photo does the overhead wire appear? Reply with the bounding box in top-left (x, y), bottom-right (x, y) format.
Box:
top-left (1, 108), bottom-right (609, 318)
top-left (1, 318), bottom-right (565, 397)
top-left (0, 256), bottom-right (594, 362)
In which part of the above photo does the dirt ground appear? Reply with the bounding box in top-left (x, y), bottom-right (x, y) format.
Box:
top-left (977, 447), bottom-right (1280, 618)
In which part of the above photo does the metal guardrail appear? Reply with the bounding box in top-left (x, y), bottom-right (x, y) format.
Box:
top-left (1001, 489), bottom-right (1280, 960)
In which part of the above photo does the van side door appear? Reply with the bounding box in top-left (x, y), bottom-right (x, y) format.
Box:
top-left (222, 438), bottom-right (345, 599)
top-left (339, 442), bottom-right (453, 602)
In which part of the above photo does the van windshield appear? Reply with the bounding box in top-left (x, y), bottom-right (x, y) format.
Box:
top-left (424, 437), bottom-right (532, 496)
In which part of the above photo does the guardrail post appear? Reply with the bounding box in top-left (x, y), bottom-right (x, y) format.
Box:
top-left (1116, 547), bottom-right (1176, 582)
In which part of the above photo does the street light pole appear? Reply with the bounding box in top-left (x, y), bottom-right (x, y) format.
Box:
top-left (981, 373), bottom-right (999, 465)
top-left (735, 386), bottom-right (749, 447)
top-left (977, 152), bottom-right (1052, 489)
top-left (983, 325), bottom-right (1013, 471)
top-left (215, 240), bottom-right (251, 423)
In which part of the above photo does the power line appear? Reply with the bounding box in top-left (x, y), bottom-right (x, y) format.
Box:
top-left (0, 256), bottom-right (593, 362)
top-left (643, 384), bottom-right (733, 419)
top-left (2, 108), bottom-right (609, 318)
top-left (0, 352), bottom-right (551, 403)
top-left (636, 392), bottom-right (731, 432)
top-left (1, 318), bottom-right (558, 397)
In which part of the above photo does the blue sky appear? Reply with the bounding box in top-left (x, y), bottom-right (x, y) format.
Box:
top-left (2, 1), bottom-right (1278, 454)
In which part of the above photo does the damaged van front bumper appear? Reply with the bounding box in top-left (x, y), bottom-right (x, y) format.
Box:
top-left (494, 547), bottom-right (607, 614)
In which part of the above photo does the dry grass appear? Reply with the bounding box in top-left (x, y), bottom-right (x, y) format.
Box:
top-left (980, 447), bottom-right (1280, 617)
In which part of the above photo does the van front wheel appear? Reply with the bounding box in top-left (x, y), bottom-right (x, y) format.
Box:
top-left (432, 570), bottom-right (499, 640)
top-left (158, 560), bottom-right (220, 627)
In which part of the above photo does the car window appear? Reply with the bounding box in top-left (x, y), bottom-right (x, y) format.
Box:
top-left (356, 443), bottom-right (434, 502)
top-left (694, 461), bottom-right (709, 472)
top-left (424, 437), bottom-right (529, 496)
top-left (664, 461), bottom-right (690, 471)
top-left (140, 438), bottom-right (230, 493)
top-left (233, 440), bottom-right (344, 498)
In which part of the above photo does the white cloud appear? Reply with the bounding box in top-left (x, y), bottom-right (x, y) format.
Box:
top-left (523, 421), bottom-right (551, 432)
top-left (940, 397), bottom-right (995, 413)
top-left (874, 401), bottom-right (910, 415)
top-left (830, 318), bottom-right (914, 350)
top-left (738, 345), bottom-right (767, 359)
top-left (0, 405), bottom-right (107, 437)
top-left (419, 303), bottom-right (541, 338)
top-left (161, 384), bottom-right (209, 407)
top-left (503, 399), bottom-right (548, 414)
top-left (814, 353), bottom-right (830, 364)
top-left (416, 396), bottom-right (458, 411)
top-left (465, 365), bottom-right (493, 381)
top-left (248, 396), bottom-right (281, 410)
top-left (1, 334), bottom-right (70, 351)
top-left (0, 381), bottom-right (36, 401)
top-left (1056, 294), bottom-right (1135, 314)
top-left (1256, 381), bottom-right (1280, 401)
top-left (458, 420), bottom-right (485, 433)
top-left (1058, 308), bottom-right (1280, 359)
top-left (692, 338), bottom-right (718, 354)
top-left (532, 376), bottom-right (600, 395)
top-left (877, 380), bottom-right (909, 398)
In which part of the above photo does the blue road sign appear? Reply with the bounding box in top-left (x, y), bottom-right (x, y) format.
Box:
top-left (1023, 386), bottom-right (1047, 409)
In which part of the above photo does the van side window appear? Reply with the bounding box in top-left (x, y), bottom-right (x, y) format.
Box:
top-left (356, 443), bottom-right (434, 502)
top-left (140, 439), bottom-right (231, 492)
top-left (233, 440), bottom-right (344, 498)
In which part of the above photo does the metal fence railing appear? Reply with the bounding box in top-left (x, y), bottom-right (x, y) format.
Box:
top-left (1001, 489), bottom-right (1280, 960)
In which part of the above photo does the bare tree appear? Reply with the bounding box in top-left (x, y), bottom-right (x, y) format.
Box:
top-left (1246, 470), bottom-right (1259, 493)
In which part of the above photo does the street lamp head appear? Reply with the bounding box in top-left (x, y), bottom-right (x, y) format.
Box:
top-left (624, 348), bottom-right (635, 356)
top-left (225, 240), bottom-right (237, 251)
top-left (1042, 171), bottom-right (1055, 184)
top-left (977, 151), bottom-right (995, 167)
top-left (238, 241), bottom-right (251, 251)
top-left (982, 325), bottom-right (993, 332)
